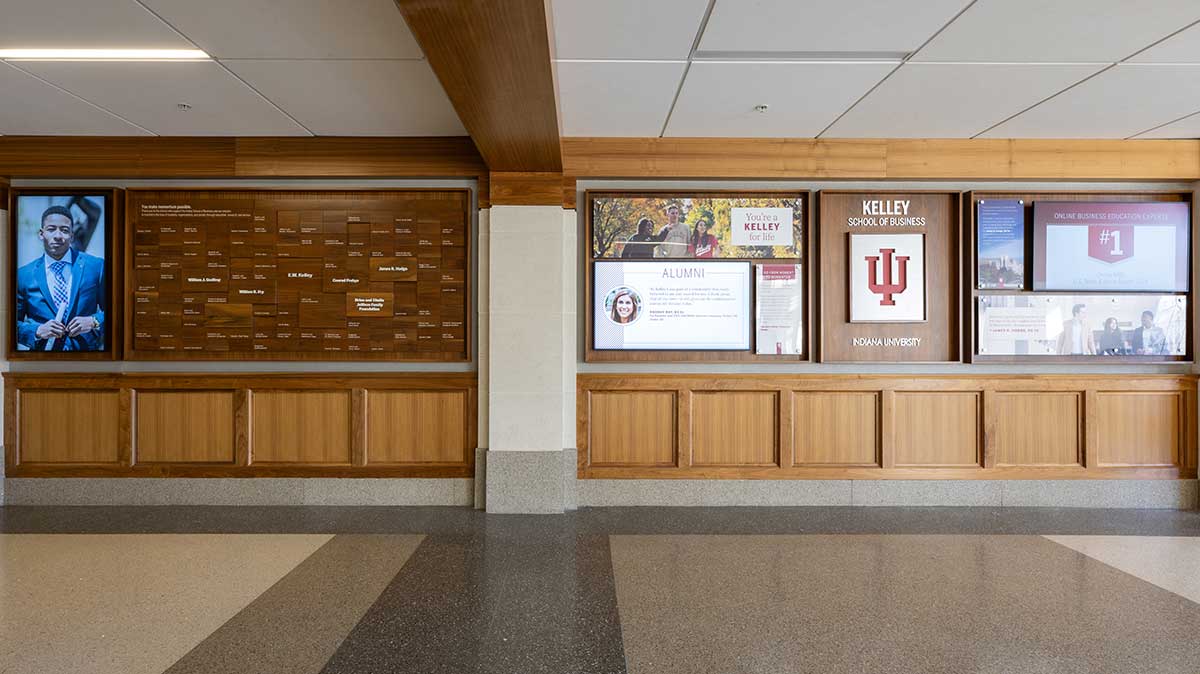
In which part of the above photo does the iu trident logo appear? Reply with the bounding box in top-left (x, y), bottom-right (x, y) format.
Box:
top-left (865, 248), bottom-right (909, 306)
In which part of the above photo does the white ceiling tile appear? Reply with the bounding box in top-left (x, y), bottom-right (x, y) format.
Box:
top-left (224, 59), bottom-right (465, 136)
top-left (665, 62), bottom-right (894, 137)
top-left (20, 61), bottom-right (309, 136)
top-left (0, 62), bottom-right (149, 135)
top-left (1130, 22), bottom-right (1200, 63)
top-left (1135, 111), bottom-right (1200, 138)
top-left (0, 0), bottom-right (192, 50)
top-left (143, 0), bottom-right (423, 59)
top-left (557, 61), bottom-right (685, 136)
top-left (552, 0), bottom-right (709, 60)
top-left (699, 0), bottom-right (971, 54)
top-left (980, 64), bottom-right (1200, 138)
top-left (824, 63), bottom-right (1100, 138)
top-left (915, 0), bottom-right (1200, 62)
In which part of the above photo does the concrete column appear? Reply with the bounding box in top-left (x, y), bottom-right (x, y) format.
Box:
top-left (483, 205), bottom-right (577, 513)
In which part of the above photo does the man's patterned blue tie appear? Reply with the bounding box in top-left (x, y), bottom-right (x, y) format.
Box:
top-left (50, 260), bottom-right (69, 307)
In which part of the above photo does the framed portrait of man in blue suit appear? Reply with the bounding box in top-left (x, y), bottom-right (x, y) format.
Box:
top-left (10, 190), bottom-right (116, 358)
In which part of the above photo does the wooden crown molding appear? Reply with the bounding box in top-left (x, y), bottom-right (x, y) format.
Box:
top-left (0, 136), bottom-right (486, 179)
top-left (561, 137), bottom-right (1200, 181)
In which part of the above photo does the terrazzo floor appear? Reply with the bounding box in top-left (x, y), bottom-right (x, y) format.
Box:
top-left (2, 506), bottom-right (1199, 673)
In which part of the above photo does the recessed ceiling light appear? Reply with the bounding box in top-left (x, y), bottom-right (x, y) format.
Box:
top-left (0, 48), bottom-right (210, 61)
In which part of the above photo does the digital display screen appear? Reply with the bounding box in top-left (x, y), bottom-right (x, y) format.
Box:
top-left (13, 194), bottom-right (110, 353)
top-left (978, 294), bottom-right (1186, 357)
top-left (1033, 201), bottom-right (1189, 292)
top-left (593, 260), bottom-right (751, 351)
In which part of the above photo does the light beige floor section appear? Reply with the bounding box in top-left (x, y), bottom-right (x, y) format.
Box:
top-left (0, 534), bottom-right (333, 674)
top-left (1045, 535), bottom-right (1200, 605)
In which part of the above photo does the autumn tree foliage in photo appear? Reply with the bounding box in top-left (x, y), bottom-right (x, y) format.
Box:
top-left (591, 195), bottom-right (802, 259)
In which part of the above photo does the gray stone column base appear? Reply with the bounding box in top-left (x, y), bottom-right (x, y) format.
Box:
top-left (482, 449), bottom-right (578, 514)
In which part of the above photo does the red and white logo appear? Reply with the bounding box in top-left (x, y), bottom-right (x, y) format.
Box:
top-left (1087, 224), bottom-right (1134, 264)
top-left (865, 248), bottom-right (909, 306)
top-left (850, 234), bottom-right (925, 323)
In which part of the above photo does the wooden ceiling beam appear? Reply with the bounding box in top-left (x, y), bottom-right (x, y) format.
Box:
top-left (396, 0), bottom-right (562, 172)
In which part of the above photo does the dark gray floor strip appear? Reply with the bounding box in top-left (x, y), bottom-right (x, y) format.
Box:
top-left (163, 534), bottom-right (424, 674)
top-left (320, 518), bottom-right (626, 674)
top-left (3, 506), bottom-right (1198, 537)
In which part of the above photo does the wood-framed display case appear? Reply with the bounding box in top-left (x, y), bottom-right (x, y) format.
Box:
top-left (965, 190), bottom-right (1193, 364)
top-left (584, 190), bottom-right (813, 363)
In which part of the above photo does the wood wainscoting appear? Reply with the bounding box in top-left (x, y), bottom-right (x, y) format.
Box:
top-left (577, 374), bottom-right (1198, 479)
top-left (4, 372), bottom-right (476, 478)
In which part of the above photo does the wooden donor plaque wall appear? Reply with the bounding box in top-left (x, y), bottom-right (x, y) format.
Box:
top-left (819, 191), bottom-right (960, 363)
top-left (124, 189), bottom-right (469, 360)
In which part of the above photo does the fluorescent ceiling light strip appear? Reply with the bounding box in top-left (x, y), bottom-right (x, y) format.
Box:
top-left (555, 58), bottom-right (688, 64)
top-left (0, 48), bottom-right (209, 60)
top-left (696, 59), bottom-right (902, 65)
top-left (906, 60), bottom-right (1111, 66)
top-left (693, 50), bottom-right (910, 61)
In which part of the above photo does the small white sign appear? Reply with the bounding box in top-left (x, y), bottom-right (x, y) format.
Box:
top-left (849, 234), bottom-right (925, 322)
top-left (731, 207), bottom-right (793, 247)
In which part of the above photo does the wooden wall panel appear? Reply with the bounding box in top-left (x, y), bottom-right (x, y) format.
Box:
top-left (692, 391), bottom-right (778, 466)
top-left (366, 390), bottom-right (466, 463)
top-left (136, 391), bottom-right (235, 463)
top-left (251, 391), bottom-right (351, 464)
top-left (489, 171), bottom-right (564, 206)
top-left (5, 373), bottom-right (476, 477)
top-left (1096, 392), bottom-right (1181, 467)
top-left (588, 391), bottom-right (676, 466)
top-left (893, 392), bottom-right (981, 467)
top-left (793, 392), bottom-right (879, 466)
top-left (818, 190), bottom-right (960, 363)
top-left (18, 390), bottom-right (121, 463)
top-left (574, 375), bottom-right (1194, 479)
top-left (992, 392), bottom-right (1081, 467)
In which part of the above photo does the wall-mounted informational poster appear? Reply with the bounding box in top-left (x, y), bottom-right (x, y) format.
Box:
top-left (593, 260), bottom-right (750, 350)
top-left (755, 264), bottom-right (803, 355)
top-left (10, 191), bottom-right (114, 357)
top-left (976, 199), bottom-right (1025, 289)
top-left (978, 294), bottom-right (1187, 357)
top-left (1033, 201), bottom-right (1189, 292)
top-left (849, 233), bottom-right (926, 323)
top-left (591, 193), bottom-right (802, 259)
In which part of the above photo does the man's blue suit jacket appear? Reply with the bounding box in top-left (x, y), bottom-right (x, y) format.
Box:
top-left (15, 251), bottom-right (105, 351)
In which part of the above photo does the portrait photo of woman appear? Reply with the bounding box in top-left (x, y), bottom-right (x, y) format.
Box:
top-left (606, 287), bottom-right (641, 325)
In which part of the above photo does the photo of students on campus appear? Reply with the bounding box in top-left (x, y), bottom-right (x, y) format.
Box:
top-left (980, 294), bottom-right (1185, 357)
top-left (592, 195), bottom-right (801, 259)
